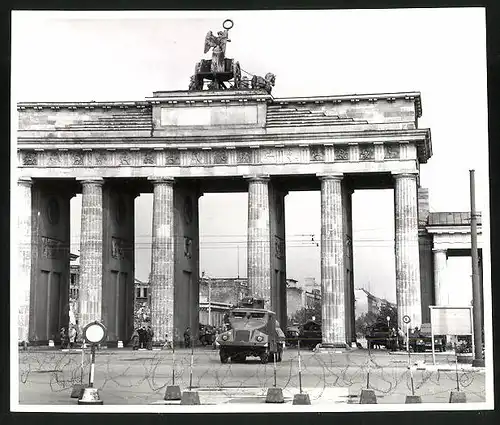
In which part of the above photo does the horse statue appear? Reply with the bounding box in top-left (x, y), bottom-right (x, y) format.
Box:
top-left (251, 72), bottom-right (276, 94)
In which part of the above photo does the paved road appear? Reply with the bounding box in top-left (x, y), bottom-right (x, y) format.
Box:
top-left (17, 347), bottom-right (486, 406)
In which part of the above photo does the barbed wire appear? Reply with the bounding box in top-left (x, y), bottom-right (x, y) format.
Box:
top-left (17, 346), bottom-right (486, 405)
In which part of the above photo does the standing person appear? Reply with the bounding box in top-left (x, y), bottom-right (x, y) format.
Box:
top-left (131, 329), bottom-right (139, 350)
top-left (68, 325), bottom-right (77, 349)
top-left (138, 326), bottom-right (145, 349)
top-left (60, 327), bottom-right (66, 349)
top-left (184, 327), bottom-right (191, 349)
top-left (147, 326), bottom-right (154, 350)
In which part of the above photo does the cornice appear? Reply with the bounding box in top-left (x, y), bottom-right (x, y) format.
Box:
top-left (273, 92), bottom-right (423, 118)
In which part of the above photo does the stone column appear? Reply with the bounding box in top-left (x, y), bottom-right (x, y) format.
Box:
top-left (320, 174), bottom-right (346, 348)
top-left (149, 178), bottom-right (175, 345)
top-left (18, 177), bottom-right (33, 344)
top-left (394, 173), bottom-right (422, 329)
top-left (433, 249), bottom-right (447, 305)
top-left (247, 175), bottom-right (271, 309)
top-left (78, 178), bottom-right (104, 328)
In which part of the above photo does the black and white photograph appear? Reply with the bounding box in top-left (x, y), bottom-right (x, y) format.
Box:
top-left (10, 8), bottom-right (493, 412)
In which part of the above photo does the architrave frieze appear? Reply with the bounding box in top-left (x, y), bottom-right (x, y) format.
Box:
top-left (18, 140), bottom-right (420, 169)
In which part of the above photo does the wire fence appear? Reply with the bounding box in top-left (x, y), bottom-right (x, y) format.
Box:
top-left (17, 344), bottom-right (487, 406)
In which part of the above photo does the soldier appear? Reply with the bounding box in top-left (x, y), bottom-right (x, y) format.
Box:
top-left (147, 326), bottom-right (154, 350)
top-left (184, 327), bottom-right (191, 349)
top-left (131, 329), bottom-right (139, 350)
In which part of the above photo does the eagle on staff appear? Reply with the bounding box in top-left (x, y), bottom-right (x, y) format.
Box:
top-left (204, 20), bottom-right (232, 73)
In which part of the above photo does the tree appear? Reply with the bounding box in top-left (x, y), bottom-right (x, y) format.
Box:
top-left (289, 303), bottom-right (322, 326)
top-left (355, 311), bottom-right (378, 337)
top-left (378, 302), bottom-right (398, 330)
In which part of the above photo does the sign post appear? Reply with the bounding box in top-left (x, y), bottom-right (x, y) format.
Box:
top-left (78, 321), bottom-right (107, 405)
top-left (403, 315), bottom-right (411, 355)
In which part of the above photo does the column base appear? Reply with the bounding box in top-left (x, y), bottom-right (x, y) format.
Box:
top-left (472, 359), bottom-right (485, 367)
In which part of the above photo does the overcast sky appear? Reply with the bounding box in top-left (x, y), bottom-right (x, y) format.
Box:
top-left (12, 9), bottom-right (490, 304)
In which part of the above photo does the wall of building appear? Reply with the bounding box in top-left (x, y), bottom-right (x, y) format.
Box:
top-left (342, 182), bottom-right (355, 344)
top-left (269, 180), bottom-right (287, 328)
top-left (173, 182), bottom-right (201, 343)
top-left (199, 278), bottom-right (249, 306)
top-left (286, 286), bottom-right (303, 320)
top-left (30, 181), bottom-right (72, 343)
top-left (101, 182), bottom-right (136, 344)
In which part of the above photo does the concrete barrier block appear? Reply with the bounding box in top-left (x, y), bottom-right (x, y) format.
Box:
top-left (293, 393), bottom-right (311, 405)
top-left (266, 387), bottom-right (285, 403)
top-left (449, 391), bottom-right (467, 403)
top-left (164, 385), bottom-right (181, 401)
top-left (405, 395), bottom-right (422, 403)
top-left (181, 391), bottom-right (200, 405)
top-left (359, 389), bottom-right (377, 404)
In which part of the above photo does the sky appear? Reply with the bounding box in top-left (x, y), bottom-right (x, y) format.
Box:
top-left (11, 9), bottom-right (490, 304)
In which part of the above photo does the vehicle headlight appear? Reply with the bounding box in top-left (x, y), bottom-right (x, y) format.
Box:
top-left (256, 335), bottom-right (263, 342)
top-left (222, 334), bottom-right (228, 341)
top-left (418, 339), bottom-right (424, 343)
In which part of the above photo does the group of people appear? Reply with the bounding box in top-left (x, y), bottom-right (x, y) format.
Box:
top-left (60, 324), bottom-right (78, 349)
top-left (131, 326), bottom-right (154, 350)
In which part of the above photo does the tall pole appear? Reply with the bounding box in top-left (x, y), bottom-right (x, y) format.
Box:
top-left (470, 170), bottom-right (484, 367)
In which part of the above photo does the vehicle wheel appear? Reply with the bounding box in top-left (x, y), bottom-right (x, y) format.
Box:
top-left (235, 354), bottom-right (246, 363)
top-left (220, 350), bottom-right (229, 364)
top-left (260, 351), bottom-right (269, 364)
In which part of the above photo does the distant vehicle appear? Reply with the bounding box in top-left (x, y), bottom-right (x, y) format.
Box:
top-left (298, 320), bottom-right (322, 349)
top-left (199, 324), bottom-right (215, 346)
top-left (411, 323), bottom-right (446, 352)
top-left (285, 326), bottom-right (300, 346)
top-left (216, 298), bottom-right (285, 364)
top-left (365, 322), bottom-right (398, 350)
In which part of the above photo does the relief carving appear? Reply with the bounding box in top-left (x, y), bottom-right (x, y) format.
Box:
top-left (335, 145), bottom-right (349, 160)
top-left (384, 144), bottom-right (400, 159)
top-left (261, 148), bottom-right (276, 163)
top-left (48, 152), bottom-right (61, 166)
top-left (165, 150), bottom-right (180, 165)
top-left (345, 235), bottom-right (352, 258)
top-left (72, 152), bottom-right (84, 166)
top-left (184, 236), bottom-right (193, 259)
top-left (143, 150), bottom-right (155, 165)
top-left (284, 147), bottom-right (300, 163)
top-left (190, 150), bottom-right (205, 165)
top-left (275, 235), bottom-right (285, 259)
top-left (237, 148), bottom-right (251, 164)
top-left (111, 237), bottom-right (127, 260)
top-left (359, 145), bottom-right (375, 161)
top-left (213, 149), bottom-right (228, 164)
top-left (41, 237), bottom-right (64, 260)
top-left (95, 151), bottom-right (107, 166)
top-left (310, 145), bottom-right (325, 162)
top-left (23, 152), bottom-right (38, 166)
top-left (119, 152), bottom-right (131, 166)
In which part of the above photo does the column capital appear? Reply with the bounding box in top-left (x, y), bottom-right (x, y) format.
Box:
top-left (317, 173), bottom-right (343, 181)
top-left (18, 177), bottom-right (33, 187)
top-left (244, 174), bottom-right (270, 183)
top-left (77, 177), bottom-right (105, 186)
top-left (392, 172), bottom-right (419, 180)
top-left (148, 176), bottom-right (175, 185)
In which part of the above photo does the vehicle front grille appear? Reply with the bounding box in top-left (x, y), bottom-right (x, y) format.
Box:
top-left (234, 330), bottom-right (250, 342)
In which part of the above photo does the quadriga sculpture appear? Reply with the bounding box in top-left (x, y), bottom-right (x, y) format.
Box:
top-left (251, 72), bottom-right (276, 94)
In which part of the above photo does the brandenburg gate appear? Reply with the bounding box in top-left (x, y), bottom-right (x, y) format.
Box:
top-left (16, 21), bottom-right (432, 348)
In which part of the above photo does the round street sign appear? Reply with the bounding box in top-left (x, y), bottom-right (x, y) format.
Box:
top-left (83, 321), bottom-right (107, 345)
top-left (402, 315), bottom-right (411, 324)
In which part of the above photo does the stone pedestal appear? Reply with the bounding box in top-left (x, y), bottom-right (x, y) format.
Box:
top-left (320, 174), bottom-right (346, 348)
top-left (394, 173), bottom-right (422, 328)
top-left (78, 178), bottom-right (104, 327)
top-left (247, 176), bottom-right (271, 308)
top-left (149, 178), bottom-right (175, 345)
top-left (433, 249), bottom-right (447, 305)
top-left (17, 177), bottom-right (33, 344)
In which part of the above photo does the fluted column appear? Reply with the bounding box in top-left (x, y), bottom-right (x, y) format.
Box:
top-left (149, 177), bottom-right (175, 345)
top-left (78, 178), bottom-right (104, 328)
top-left (433, 249), bottom-right (448, 306)
top-left (247, 175), bottom-right (271, 309)
top-left (320, 174), bottom-right (346, 348)
top-left (18, 177), bottom-right (33, 343)
top-left (394, 173), bottom-right (422, 329)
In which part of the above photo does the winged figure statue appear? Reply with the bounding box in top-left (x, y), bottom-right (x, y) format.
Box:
top-left (204, 29), bottom-right (231, 73)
